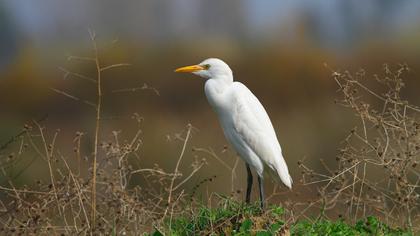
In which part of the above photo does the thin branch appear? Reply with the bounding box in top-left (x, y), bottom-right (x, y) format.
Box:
top-left (67, 55), bottom-right (95, 62)
top-left (58, 67), bottom-right (97, 83)
top-left (100, 63), bottom-right (131, 72)
top-left (33, 121), bottom-right (62, 216)
top-left (112, 83), bottom-right (160, 96)
top-left (50, 88), bottom-right (95, 107)
top-left (173, 162), bottom-right (205, 191)
top-left (163, 124), bottom-right (192, 218)
top-left (89, 28), bottom-right (101, 229)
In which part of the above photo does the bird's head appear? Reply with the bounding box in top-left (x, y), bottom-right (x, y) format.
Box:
top-left (175, 58), bottom-right (232, 79)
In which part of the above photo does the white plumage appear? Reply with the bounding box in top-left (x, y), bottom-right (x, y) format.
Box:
top-left (175, 58), bottom-right (292, 207)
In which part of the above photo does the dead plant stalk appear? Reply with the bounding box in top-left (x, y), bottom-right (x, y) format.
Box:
top-left (90, 30), bottom-right (101, 229)
top-left (163, 124), bottom-right (192, 219)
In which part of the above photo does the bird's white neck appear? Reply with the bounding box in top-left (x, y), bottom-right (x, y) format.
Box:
top-left (207, 75), bottom-right (233, 92)
top-left (204, 75), bottom-right (234, 111)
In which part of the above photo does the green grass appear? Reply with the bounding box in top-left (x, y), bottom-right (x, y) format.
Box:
top-left (291, 217), bottom-right (411, 236)
top-left (148, 197), bottom-right (412, 236)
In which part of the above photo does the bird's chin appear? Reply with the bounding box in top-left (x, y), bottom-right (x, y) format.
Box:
top-left (192, 71), bottom-right (209, 79)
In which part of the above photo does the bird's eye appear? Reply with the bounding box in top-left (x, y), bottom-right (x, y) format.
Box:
top-left (203, 64), bottom-right (211, 70)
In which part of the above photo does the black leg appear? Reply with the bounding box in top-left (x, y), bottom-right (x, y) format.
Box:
top-left (245, 164), bottom-right (253, 204)
top-left (258, 175), bottom-right (265, 210)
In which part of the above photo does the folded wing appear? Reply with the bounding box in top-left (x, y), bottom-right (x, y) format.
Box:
top-left (231, 82), bottom-right (292, 188)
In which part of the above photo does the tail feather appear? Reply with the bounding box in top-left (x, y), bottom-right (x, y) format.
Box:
top-left (266, 155), bottom-right (292, 189)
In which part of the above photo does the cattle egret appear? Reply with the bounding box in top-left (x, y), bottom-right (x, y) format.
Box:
top-left (175, 58), bottom-right (292, 208)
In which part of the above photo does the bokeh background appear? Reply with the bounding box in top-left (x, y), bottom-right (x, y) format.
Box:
top-left (1, 0), bottom-right (420, 200)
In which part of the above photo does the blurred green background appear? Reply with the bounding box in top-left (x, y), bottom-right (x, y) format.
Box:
top-left (1, 1), bottom-right (420, 200)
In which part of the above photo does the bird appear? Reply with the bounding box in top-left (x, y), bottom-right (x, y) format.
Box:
top-left (175, 58), bottom-right (292, 209)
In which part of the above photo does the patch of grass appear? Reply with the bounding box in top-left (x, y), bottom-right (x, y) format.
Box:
top-left (150, 197), bottom-right (412, 236)
top-left (292, 217), bottom-right (411, 236)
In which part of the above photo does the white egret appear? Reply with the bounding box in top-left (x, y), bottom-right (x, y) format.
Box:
top-left (175, 58), bottom-right (292, 208)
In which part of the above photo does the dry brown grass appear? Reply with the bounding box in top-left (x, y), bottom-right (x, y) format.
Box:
top-left (0, 121), bottom-right (203, 234)
top-left (299, 64), bottom-right (420, 233)
top-left (0, 33), bottom-right (203, 235)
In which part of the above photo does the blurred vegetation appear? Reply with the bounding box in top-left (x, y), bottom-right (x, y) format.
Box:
top-left (1, 41), bottom-right (420, 192)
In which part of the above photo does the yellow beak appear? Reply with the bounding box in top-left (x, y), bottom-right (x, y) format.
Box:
top-left (174, 64), bottom-right (205, 73)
